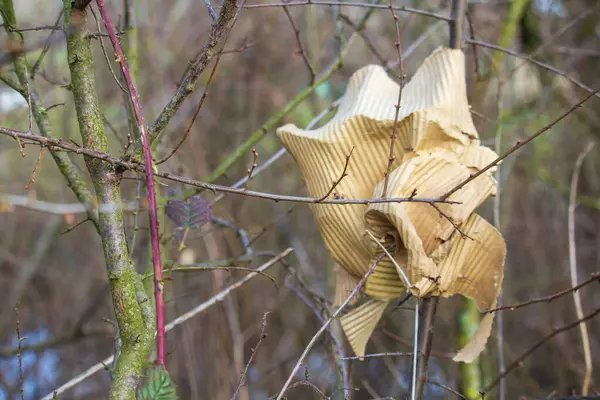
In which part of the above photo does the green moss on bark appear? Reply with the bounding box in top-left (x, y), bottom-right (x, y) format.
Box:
top-left (63, 2), bottom-right (154, 398)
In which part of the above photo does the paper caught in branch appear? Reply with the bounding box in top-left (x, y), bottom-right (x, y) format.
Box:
top-left (277, 47), bottom-right (506, 362)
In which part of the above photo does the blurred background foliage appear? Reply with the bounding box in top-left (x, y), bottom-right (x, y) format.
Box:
top-left (1, 0), bottom-right (600, 398)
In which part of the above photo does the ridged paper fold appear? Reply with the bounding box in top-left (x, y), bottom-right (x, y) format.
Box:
top-left (277, 47), bottom-right (506, 363)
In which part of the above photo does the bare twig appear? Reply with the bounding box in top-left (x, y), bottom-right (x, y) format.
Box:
top-left (242, 1), bottom-right (450, 21)
top-left (568, 143), bottom-right (595, 395)
top-left (244, 149), bottom-right (259, 190)
top-left (41, 249), bottom-right (291, 400)
top-left (231, 312), bottom-right (270, 399)
top-left (211, 97), bottom-right (342, 205)
top-left (95, 0), bottom-right (167, 366)
top-left (15, 302), bottom-right (25, 400)
top-left (144, 0), bottom-right (238, 145)
top-left (275, 253), bottom-right (386, 400)
top-left (24, 147), bottom-right (44, 190)
top-left (482, 306), bottom-right (600, 394)
top-left (366, 230), bottom-right (411, 288)
top-left (466, 39), bottom-right (600, 100)
top-left (282, 6), bottom-right (315, 83)
top-left (272, 380), bottom-right (330, 399)
top-left (342, 352), bottom-right (411, 360)
top-left (441, 86), bottom-right (600, 201)
top-left (155, 0), bottom-right (242, 164)
top-left (427, 380), bottom-right (466, 399)
top-left (0, 194), bottom-right (138, 215)
top-left (199, 6), bottom-right (371, 185)
top-left (90, 7), bottom-right (127, 93)
top-left (411, 300), bottom-right (420, 400)
top-left (1, 126), bottom-right (461, 206)
top-left (428, 202), bottom-right (471, 239)
top-left (316, 147), bottom-right (354, 202)
top-left (485, 272), bottom-right (600, 313)
top-left (29, 11), bottom-right (63, 79)
top-left (381, 0), bottom-right (405, 198)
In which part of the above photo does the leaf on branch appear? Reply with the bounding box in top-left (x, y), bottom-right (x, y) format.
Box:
top-left (165, 196), bottom-right (211, 229)
top-left (138, 366), bottom-right (177, 400)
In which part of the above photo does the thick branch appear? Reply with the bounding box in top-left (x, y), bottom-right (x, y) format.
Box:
top-left (63, 3), bottom-right (153, 398)
top-left (0, 126), bottom-right (457, 207)
top-left (143, 0), bottom-right (237, 146)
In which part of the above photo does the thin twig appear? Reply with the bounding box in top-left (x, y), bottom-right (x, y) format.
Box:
top-left (482, 306), bottom-right (600, 394)
top-left (485, 272), bottom-right (600, 313)
top-left (24, 147), bottom-right (44, 190)
top-left (342, 352), bottom-right (411, 360)
top-left (381, 0), bottom-right (405, 198)
top-left (427, 380), bottom-right (466, 399)
top-left (199, 3), bottom-right (380, 185)
top-left (155, 0), bottom-right (242, 165)
top-left (441, 86), bottom-right (600, 201)
top-left (428, 202), bottom-right (471, 239)
top-left (466, 39), bottom-right (600, 100)
top-left (0, 127), bottom-right (459, 206)
top-left (316, 147), bottom-right (354, 202)
top-left (366, 230), bottom-right (411, 288)
top-left (244, 149), bottom-right (259, 190)
top-left (212, 98), bottom-right (342, 205)
top-left (29, 11), bottom-right (63, 79)
top-left (411, 300), bottom-right (420, 400)
top-left (275, 253), bottom-right (386, 400)
top-left (143, 0), bottom-right (238, 145)
top-left (242, 1), bottom-right (451, 21)
top-left (282, 6), bottom-right (316, 83)
top-left (41, 249), bottom-right (291, 400)
top-left (231, 311), bottom-right (270, 399)
top-left (90, 7), bottom-right (127, 93)
top-left (273, 380), bottom-right (330, 399)
top-left (568, 143), bottom-right (595, 395)
top-left (15, 302), bottom-right (25, 400)
top-left (338, 13), bottom-right (388, 67)
top-left (95, 0), bottom-right (166, 367)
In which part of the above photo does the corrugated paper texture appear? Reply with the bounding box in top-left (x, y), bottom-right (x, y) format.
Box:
top-left (277, 47), bottom-right (506, 362)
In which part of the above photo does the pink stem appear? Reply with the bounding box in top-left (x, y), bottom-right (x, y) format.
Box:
top-left (95, 0), bottom-right (165, 367)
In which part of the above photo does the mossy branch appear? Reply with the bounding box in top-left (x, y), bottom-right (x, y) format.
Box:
top-left (0, 0), bottom-right (99, 228)
top-left (63, 2), bottom-right (153, 398)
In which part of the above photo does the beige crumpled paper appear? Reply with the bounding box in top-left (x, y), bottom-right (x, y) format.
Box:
top-left (277, 48), bottom-right (506, 363)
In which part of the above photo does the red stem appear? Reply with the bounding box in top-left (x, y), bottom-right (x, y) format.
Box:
top-left (95, 0), bottom-right (165, 367)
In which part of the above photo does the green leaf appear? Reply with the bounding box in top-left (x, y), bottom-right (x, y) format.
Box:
top-left (137, 367), bottom-right (177, 400)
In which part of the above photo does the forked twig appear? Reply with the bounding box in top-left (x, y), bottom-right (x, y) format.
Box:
top-left (41, 249), bottom-right (292, 400)
top-left (428, 202), bottom-right (472, 240)
top-left (231, 311), bottom-right (270, 399)
top-left (441, 86), bottom-right (600, 201)
top-left (316, 147), bottom-right (354, 202)
top-left (482, 306), bottom-right (600, 394)
top-left (275, 253), bottom-right (385, 400)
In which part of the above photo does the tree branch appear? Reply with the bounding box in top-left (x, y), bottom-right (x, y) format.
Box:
top-left (0, 0), bottom-right (98, 227)
top-left (63, 2), bottom-right (153, 398)
top-left (141, 0), bottom-right (238, 146)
